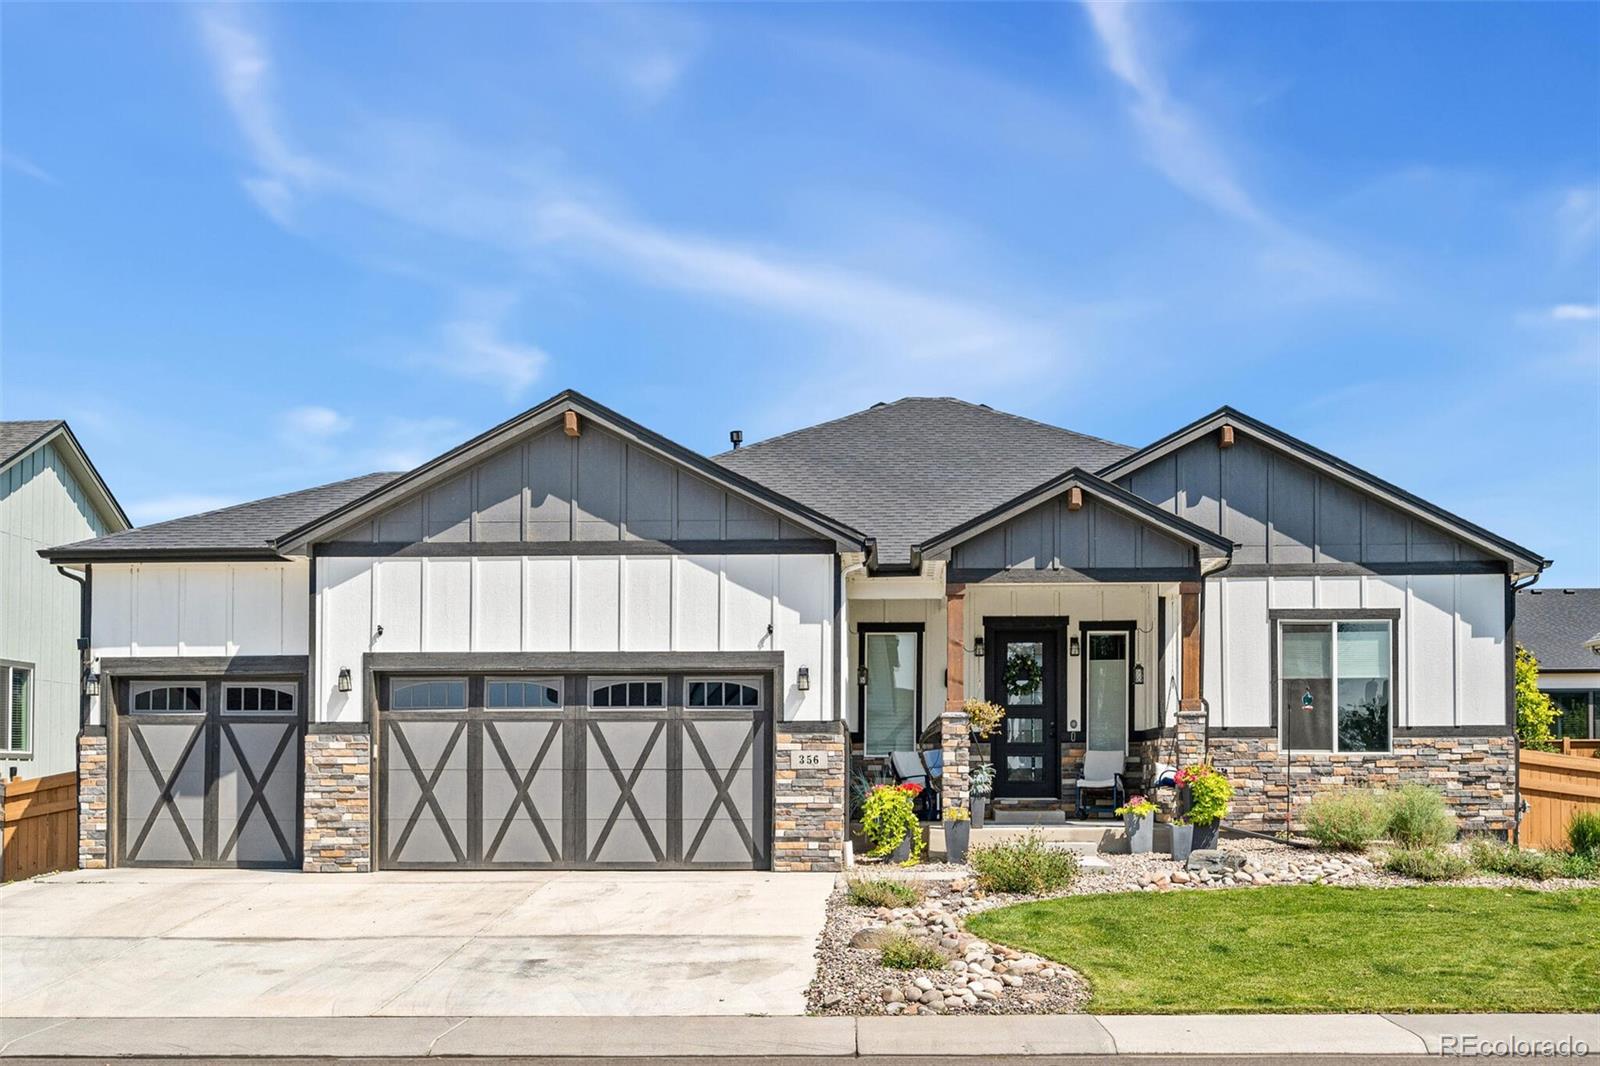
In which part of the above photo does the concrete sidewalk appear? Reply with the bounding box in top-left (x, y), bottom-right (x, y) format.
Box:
top-left (2, 1014), bottom-right (1595, 1058)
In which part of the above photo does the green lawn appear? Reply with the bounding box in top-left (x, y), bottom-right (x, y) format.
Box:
top-left (965, 886), bottom-right (1600, 1013)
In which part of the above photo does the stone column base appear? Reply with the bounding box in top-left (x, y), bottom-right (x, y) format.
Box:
top-left (78, 734), bottom-right (109, 869)
top-left (940, 709), bottom-right (970, 816)
top-left (773, 722), bottom-right (846, 872)
top-left (303, 729), bottom-right (372, 872)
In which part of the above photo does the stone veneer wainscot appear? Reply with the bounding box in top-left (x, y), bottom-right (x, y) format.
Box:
top-left (303, 729), bottom-right (372, 872)
top-left (773, 721), bottom-right (846, 872)
top-left (77, 733), bottom-right (108, 869)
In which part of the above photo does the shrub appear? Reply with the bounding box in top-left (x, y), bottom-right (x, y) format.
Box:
top-left (862, 783), bottom-right (924, 861)
top-left (1560, 851), bottom-right (1598, 880)
top-left (1384, 845), bottom-right (1471, 882)
top-left (846, 878), bottom-right (922, 909)
top-left (1468, 837), bottom-right (1564, 881)
top-left (968, 831), bottom-right (1079, 895)
top-left (1176, 763), bottom-right (1233, 827)
top-left (1514, 645), bottom-right (1559, 751)
top-left (1567, 810), bottom-right (1600, 858)
top-left (880, 932), bottom-right (946, 970)
top-left (1384, 784), bottom-right (1457, 848)
top-left (1303, 788), bottom-right (1389, 851)
top-left (963, 697), bottom-right (1005, 740)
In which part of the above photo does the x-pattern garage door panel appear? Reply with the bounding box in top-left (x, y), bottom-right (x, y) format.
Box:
top-left (482, 720), bottom-right (564, 865)
top-left (384, 720), bottom-right (470, 865)
top-left (216, 721), bottom-right (300, 865)
top-left (680, 718), bottom-right (762, 866)
top-left (585, 719), bottom-right (668, 865)
top-left (123, 721), bottom-right (208, 864)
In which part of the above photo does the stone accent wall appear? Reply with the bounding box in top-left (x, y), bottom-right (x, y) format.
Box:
top-left (940, 709), bottom-right (970, 815)
top-left (1175, 703), bottom-right (1207, 769)
top-left (1208, 733), bottom-right (1517, 834)
top-left (774, 722), bottom-right (846, 872)
top-left (302, 730), bottom-right (372, 872)
top-left (78, 734), bottom-right (108, 869)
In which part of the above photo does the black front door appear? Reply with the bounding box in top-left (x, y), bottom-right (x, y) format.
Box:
top-left (988, 630), bottom-right (1062, 798)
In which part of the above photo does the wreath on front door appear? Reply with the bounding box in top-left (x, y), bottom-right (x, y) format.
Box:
top-left (1004, 649), bottom-right (1043, 698)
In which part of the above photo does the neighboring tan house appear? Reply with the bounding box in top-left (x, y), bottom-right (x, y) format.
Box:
top-left (43, 392), bottom-right (1547, 873)
top-left (1516, 587), bottom-right (1599, 740)
top-left (1, 421), bottom-right (129, 780)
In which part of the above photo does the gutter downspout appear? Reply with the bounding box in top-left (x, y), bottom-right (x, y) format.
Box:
top-left (56, 566), bottom-right (90, 731)
top-left (1506, 565), bottom-right (1546, 846)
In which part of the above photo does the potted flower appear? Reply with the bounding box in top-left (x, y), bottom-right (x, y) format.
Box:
top-left (963, 697), bottom-right (1005, 741)
top-left (969, 763), bottom-right (995, 826)
top-left (1115, 795), bottom-right (1159, 854)
top-left (1168, 816), bottom-right (1195, 862)
top-left (862, 782), bottom-right (924, 863)
top-left (1175, 763), bottom-right (1233, 850)
top-left (944, 805), bottom-right (972, 863)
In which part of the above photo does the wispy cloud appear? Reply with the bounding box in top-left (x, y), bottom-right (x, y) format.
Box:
top-left (1550, 303), bottom-right (1599, 322)
top-left (413, 294), bottom-right (548, 396)
top-left (281, 404), bottom-right (351, 439)
top-left (2, 150), bottom-right (58, 185)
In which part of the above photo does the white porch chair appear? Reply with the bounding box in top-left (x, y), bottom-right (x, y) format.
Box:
top-left (1074, 749), bottom-right (1127, 819)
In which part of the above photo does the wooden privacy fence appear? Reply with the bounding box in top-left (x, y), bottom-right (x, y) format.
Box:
top-left (1, 771), bottom-right (78, 882)
top-left (1558, 738), bottom-right (1600, 758)
top-left (1519, 748), bottom-right (1600, 850)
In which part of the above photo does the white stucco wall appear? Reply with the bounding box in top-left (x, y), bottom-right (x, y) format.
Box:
top-left (315, 553), bottom-right (834, 725)
top-left (1204, 572), bottom-right (1507, 730)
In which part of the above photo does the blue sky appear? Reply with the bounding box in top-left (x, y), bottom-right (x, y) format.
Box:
top-left (3, 3), bottom-right (1596, 582)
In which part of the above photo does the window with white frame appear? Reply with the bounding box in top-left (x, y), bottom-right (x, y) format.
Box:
top-left (487, 678), bottom-right (562, 709)
top-left (1278, 619), bottom-right (1393, 753)
top-left (2, 662), bottom-right (33, 755)
top-left (860, 629), bottom-right (920, 757)
top-left (223, 683), bottom-right (297, 715)
top-left (130, 681), bottom-right (205, 713)
top-left (687, 679), bottom-right (761, 709)
top-left (588, 678), bottom-right (665, 708)
top-left (391, 678), bottom-right (467, 710)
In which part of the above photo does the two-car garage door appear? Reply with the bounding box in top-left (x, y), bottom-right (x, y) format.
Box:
top-left (377, 673), bottom-right (771, 870)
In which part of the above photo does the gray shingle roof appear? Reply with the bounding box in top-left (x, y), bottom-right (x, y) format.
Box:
top-left (46, 472), bottom-right (402, 560)
top-left (1516, 587), bottom-right (1600, 672)
top-left (0, 420), bottom-right (66, 468)
top-left (714, 397), bottom-right (1134, 565)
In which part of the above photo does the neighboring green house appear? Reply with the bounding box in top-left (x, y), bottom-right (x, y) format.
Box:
top-left (1, 421), bottom-right (128, 779)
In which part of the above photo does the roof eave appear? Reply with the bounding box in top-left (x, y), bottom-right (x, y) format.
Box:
top-left (39, 546), bottom-right (287, 565)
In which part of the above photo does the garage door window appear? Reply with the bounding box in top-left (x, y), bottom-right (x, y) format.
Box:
top-left (224, 683), bottom-right (297, 714)
top-left (392, 678), bottom-right (468, 710)
top-left (687, 679), bottom-right (761, 708)
top-left (130, 682), bottom-right (204, 713)
top-left (589, 678), bottom-right (665, 708)
top-left (487, 678), bottom-right (562, 709)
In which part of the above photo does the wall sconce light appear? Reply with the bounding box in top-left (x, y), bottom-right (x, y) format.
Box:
top-left (337, 668), bottom-right (353, 693)
top-left (796, 666), bottom-right (811, 691)
top-left (83, 670), bottom-right (100, 698)
top-left (1069, 636), bottom-right (1081, 657)
top-left (1133, 663), bottom-right (1145, 686)
top-left (974, 636), bottom-right (985, 657)
top-left (857, 664), bottom-right (869, 687)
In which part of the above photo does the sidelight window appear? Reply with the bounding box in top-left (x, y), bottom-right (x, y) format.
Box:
top-left (860, 629), bottom-right (920, 757)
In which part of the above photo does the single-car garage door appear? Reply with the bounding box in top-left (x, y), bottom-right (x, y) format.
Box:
top-left (378, 673), bottom-right (770, 870)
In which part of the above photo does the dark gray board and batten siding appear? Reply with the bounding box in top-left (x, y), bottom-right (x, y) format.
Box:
top-left (1115, 435), bottom-right (1493, 568)
top-left (951, 495), bottom-right (1195, 574)
top-left (334, 423), bottom-right (812, 548)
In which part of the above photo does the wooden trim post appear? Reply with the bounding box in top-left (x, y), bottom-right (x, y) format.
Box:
top-left (1179, 582), bottom-right (1202, 711)
top-left (945, 584), bottom-right (966, 712)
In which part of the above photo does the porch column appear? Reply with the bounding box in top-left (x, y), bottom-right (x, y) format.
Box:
top-left (942, 584), bottom-right (970, 814)
top-left (1176, 581), bottom-right (1207, 767)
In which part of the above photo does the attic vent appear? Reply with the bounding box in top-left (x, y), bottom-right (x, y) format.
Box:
top-left (729, 429), bottom-right (744, 449)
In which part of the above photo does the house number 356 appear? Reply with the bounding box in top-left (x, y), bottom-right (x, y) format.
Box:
top-left (788, 751), bottom-right (827, 769)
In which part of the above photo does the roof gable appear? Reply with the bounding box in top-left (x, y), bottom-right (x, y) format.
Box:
top-left (714, 397), bottom-right (1134, 566)
top-left (2, 420), bottom-right (129, 532)
top-left (276, 390), bottom-right (865, 553)
top-left (1098, 407), bottom-right (1546, 576)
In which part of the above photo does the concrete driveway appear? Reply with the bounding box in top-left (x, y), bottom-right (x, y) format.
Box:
top-left (0, 868), bottom-right (833, 1017)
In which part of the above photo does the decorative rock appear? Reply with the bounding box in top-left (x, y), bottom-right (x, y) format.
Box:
top-left (881, 986), bottom-right (904, 1003)
top-left (1187, 849), bottom-right (1246, 874)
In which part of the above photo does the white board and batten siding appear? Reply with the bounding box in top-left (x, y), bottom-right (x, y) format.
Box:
top-left (86, 561), bottom-right (310, 725)
top-left (317, 553), bottom-right (833, 725)
top-left (1204, 573), bottom-right (1506, 729)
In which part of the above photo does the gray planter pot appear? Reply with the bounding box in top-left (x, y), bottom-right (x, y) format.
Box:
top-left (972, 796), bottom-right (988, 826)
top-left (890, 835), bottom-right (913, 864)
top-left (1192, 821), bottom-right (1220, 851)
top-left (1124, 812), bottom-right (1154, 854)
top-left (944, 819), bottom-right (971, 864)
top-left (1169, 822), bottom-right (1194, 862)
